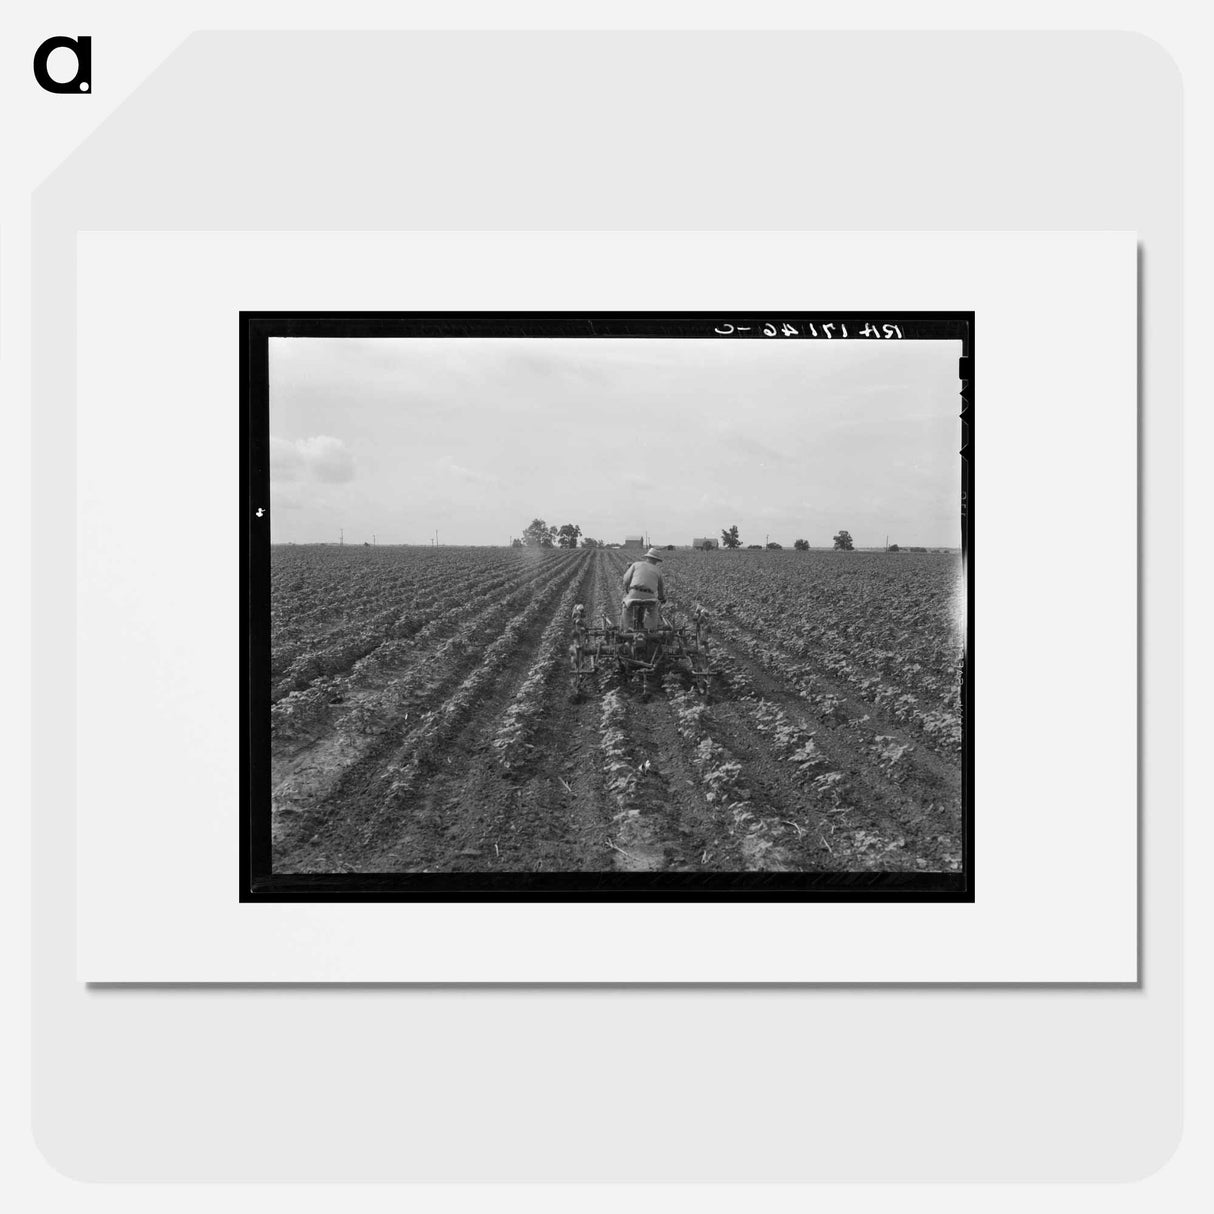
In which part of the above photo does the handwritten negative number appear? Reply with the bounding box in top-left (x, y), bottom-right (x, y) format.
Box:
top-left (714, 321), bottom-right (903, 339)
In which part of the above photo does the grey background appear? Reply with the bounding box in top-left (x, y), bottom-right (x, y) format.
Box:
top-left (32, 32), bottom-right (1180, 1180)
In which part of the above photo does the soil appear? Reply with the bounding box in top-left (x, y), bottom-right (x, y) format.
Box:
top-left (271, 547), bottom-right (963, 874)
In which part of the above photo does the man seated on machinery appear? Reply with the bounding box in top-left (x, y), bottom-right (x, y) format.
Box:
top-left (621, 546), bottom-right (667, 631)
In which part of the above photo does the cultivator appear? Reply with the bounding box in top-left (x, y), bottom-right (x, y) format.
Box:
top-left (569, 601), bottom-right (718, 698)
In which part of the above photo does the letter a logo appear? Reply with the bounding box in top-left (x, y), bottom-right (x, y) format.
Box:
top-left (33, 36), bottom-right (92, 93)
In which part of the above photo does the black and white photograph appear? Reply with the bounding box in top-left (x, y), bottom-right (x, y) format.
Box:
top-left (244, 313), bottom-right (972, 899)
top-left (24, 8), bottom-right (1180, 1190)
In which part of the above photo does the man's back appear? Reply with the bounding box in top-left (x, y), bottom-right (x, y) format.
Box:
top-left (623, 560), bottom-right (663, 600)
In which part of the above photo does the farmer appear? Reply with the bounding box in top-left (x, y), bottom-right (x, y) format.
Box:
top-left (622, 547), bottom-right (667, 631)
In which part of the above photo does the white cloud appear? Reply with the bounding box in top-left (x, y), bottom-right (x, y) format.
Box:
top-left (437, 455), bottom-right (499, 486)
top-left (271, 435), bottom-right (355, 484)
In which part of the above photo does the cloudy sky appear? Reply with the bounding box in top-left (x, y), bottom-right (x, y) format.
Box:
top-left (268, 336), bottom-right (962, 548)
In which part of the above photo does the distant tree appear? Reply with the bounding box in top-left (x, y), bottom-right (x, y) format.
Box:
top-left (511, 538), bottom-right (523, 548)
top-left (721, 524), bottom-right (741, 549)
top-left (887, 543), bottom-right (900, 553)
top-left (793, 538), bottom-right (809, 551)
top-left (746, 544), bottom-right (762, 550)
top-left (523, 518), bottom-right (557, 548)
top-left (833, 529), bottom-right (854, 551)
top-left (580, 536), bottom-right (602, 548)
top-left (556, 522), bottom-right (582, 549)
top-left (766, 541), bottom-right (782, 550)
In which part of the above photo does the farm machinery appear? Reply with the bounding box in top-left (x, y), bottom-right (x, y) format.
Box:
top-left (569, 601), bottom-right (718, 698)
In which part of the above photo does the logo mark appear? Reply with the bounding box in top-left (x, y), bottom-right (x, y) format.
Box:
top-left (33, 36), bottom-right (91, 93)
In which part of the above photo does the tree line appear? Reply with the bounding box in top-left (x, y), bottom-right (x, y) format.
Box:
top-left (515, 517), bottom-right (862, 551)
top-left (513, 518), bottom-right (603, 549)
top-left (718, 525), bottom-right (855, 551)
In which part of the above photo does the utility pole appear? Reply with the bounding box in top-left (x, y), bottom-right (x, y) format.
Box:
top-left (339, 528), bottom-right (344, 546)
top-left (372, 534), bottom-right (376, 546)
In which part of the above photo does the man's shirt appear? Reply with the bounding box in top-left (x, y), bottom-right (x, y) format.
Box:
top-left (623, 560), bottom-right (665, 601)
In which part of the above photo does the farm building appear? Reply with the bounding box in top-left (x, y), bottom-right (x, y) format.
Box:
top-left (623, 535), bottom-right (645, 549)
top-left (692, 537), bottom-right (719, 551)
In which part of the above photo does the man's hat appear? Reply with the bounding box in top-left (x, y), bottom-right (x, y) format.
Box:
top-left (645, 547), bottom-right (663, 561)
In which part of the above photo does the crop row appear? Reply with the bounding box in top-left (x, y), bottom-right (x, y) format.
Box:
top-left (712, 650), bottom-right (955, 872)
top-left (354, 553), bottom-right (591, 844)
top-left (271, 547), bottom-right (522, 648)
top-left (272, 549), bottom-right (568, 680)
top-left (272, 550), bottom-right (578, 703)
top-left (670, 552), bottom-right (963, 742)
top-left (695, 608), bottom-right (961, 757)
top-left (710, 632), bottom-right (942, 791)
top-left (666, 688), bottom-right (791, 871)
top-left (342, 556), bottom-right (575, 690)
top-left (271, 551), bottom-right (581, 741)
top-left (491, 567), bottom-right (590, 771)
top-left (271, 547), bottom-right (560, 664)
top-left (596, 689), bottom-right (669, 871)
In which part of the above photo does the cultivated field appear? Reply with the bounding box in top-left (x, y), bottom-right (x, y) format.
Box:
top-left (269, 545), bottom-right (964, 873)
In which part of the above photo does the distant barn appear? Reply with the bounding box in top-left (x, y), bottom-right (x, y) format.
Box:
top-left (623, 535), bottom-right (645, 549)
top-left (692, 537), bottom-right (719, 551)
